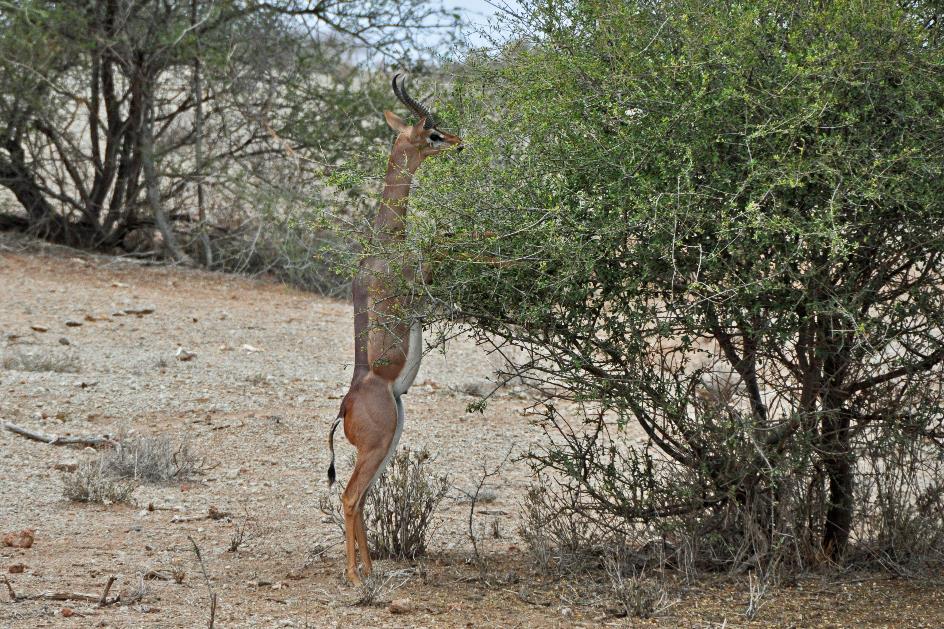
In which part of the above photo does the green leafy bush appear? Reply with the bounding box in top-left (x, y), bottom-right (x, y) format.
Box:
top-left (400, 0), bottom-right (944, 571)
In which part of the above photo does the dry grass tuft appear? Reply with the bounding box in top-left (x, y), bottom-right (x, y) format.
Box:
top-left (62, 458), bottom-right (138, 504)
top-left (2, 345), bottom-right (80, 373)
top-left (103, 435), bottom-right (207, 482)
top-left (63, 435), bottom-right (207, 504)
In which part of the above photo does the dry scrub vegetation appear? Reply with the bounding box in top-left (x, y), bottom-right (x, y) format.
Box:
top-left (62, 435), bottom-right (208, 504)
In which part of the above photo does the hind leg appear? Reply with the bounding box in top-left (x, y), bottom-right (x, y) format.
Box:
top-left (354, 486), bottom-right (373, 576)
top-left (340, 376), bottom-right (398, 584)
top-left (341, 446), bottom-right (387, 582)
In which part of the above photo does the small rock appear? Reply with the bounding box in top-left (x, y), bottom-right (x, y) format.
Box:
top-left (8, 563), bottom-right (25, 574)
top-left (388, 598), bottom-right (412, 614)
top-left (241, 344), bottom-right (263, 353)
top-left (2, 529), bottom-right (34, 549)
top-left (111, 281), bottom-right (129, 288)
top-left (30, 325), bottom-right (48, 333)
top-left (60, 607), bottom-right (77, 617)
top-left (58, 337), bottom-right (71, 346)
top-left (175, 347), bottom-right (196, 362)
top-left (64, 320), bottom-right (83, 327)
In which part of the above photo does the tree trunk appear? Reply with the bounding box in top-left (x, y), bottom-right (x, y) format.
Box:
top-left (141, 95), bottom-right (192, 265)
top-left (191, 0), bottom-right (212, 267)
top-left (821, 408), bottom-right (853, 560)
top-left (0, 138), bottom-right (74, 242)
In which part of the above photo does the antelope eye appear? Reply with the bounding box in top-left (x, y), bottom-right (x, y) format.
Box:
top-left (429, 133), bottom-right (443, 142)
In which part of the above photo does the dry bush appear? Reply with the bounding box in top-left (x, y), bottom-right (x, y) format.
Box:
top-left (119, 573), bottom-right (150, 605)
top-left (102, 435), bottom-right (207, 482)
top-left (198, 212), bottom-right (352, 297)
top-left (519, 480), bottom-right (676, 619)
top-left (63, 458), bottom-right (137, 504)
top-left (364, 449), bottom-right (449, 559)
top-left (519, 477), bottom-right (638, 576)
top-left (352, 570), bottom-right (390, 606)
top-left (2, 345), bottom-right (80, 373)
top-left (320, 448), bottom-right (449, 560)
top-left (603, 554), bottom-right (671, 620)
top-left (63, 435), bottom-right (206, 504)
top-left (851, 435), bottom-right (944, 574)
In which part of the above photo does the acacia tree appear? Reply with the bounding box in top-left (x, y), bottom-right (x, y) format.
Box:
top-left (400, 0), bottom-right (944, 566)
top-left (0, 0), bottom-right (456, 264)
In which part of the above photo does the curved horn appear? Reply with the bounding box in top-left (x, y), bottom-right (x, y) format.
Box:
top-left (391, 73), bottom-right (437, 129)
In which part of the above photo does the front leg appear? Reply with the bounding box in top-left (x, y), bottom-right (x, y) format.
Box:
top-left (392, 319), bottom-right (423, 396)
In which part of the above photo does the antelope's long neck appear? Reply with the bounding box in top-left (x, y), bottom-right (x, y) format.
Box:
top-left (349, 139), bottom-right (421, 387)
top-left (374, 141), bottom-right (422, 241)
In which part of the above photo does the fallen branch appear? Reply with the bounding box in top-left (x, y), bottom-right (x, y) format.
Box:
top-left (143, 569), bottom-right (173, 581)
top-left (172, 506), bottom-right (231, 524)
top-left (33, 591), bottom-right (101, 603)
top-left (2, 575), bottom-right (119, 606)
top-left (2, 422), bottom-right (114, 447)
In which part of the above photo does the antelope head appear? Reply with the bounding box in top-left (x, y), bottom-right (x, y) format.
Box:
top-left (384, 74), bottom-right (463, 159)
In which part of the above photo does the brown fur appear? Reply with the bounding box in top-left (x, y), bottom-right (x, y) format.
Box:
top-left (328, 108), bottom-right (462, 585)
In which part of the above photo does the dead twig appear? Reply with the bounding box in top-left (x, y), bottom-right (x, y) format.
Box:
top-left (98, 575), bottom-right (117, 606)
top-left (2, 422), bottom-right (114, 447)
top-left (17, 590), bottom-right (118, 604)
top-left (2, 575), bottom-right (16, 602)
top-left (143, 569), bottom-right (173, 581)
top-left (189, 535), bottom-right (217, 629)
top-left (458, 446), bottom-right (514, 572)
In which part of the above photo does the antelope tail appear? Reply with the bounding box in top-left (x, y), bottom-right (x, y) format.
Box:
top-left (327, 414), bottom-right (341, 486)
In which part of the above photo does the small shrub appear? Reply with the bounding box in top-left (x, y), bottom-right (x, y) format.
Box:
top-left (320, 448), bottom-right (449, 560)
top-left (102, 435), bottom-right (206, 482)
top-left (199, 211), bottom-right (352, 297)
top-left (2, 345), bottom-right (80, 373)
top-left (63, 459), bottom-right (137, 504)
top-left (518, 479), bottom-right (612, 575)
top-left (852, 436), bottom-right (944, 574)
top-left (603, 555), bottom-right (670, 620)
top-left (63, 435), bottom-right (206, 503)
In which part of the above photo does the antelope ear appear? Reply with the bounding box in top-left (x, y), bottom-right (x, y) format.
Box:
top-left (384, 110), bottom-right (409, 133)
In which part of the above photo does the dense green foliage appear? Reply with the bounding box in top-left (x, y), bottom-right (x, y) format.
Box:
top-left (403, 0), bottom-right (944, 566)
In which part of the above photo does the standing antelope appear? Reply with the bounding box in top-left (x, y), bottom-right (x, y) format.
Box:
top-left (326, 75), bottom-right (462, 585)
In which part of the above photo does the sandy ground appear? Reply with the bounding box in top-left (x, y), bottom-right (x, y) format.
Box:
top-left (2, 235), bottom-right (943, 628)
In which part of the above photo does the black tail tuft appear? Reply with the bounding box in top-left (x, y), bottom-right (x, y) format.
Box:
top-left (327, 415), bottom-right (341, 487)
